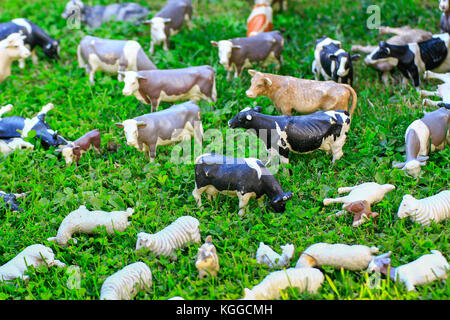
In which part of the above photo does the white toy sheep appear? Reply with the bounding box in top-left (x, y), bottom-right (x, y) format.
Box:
top-left (195, 235), bottom-right (219, 278)
top-left (256, 242), bottom-right (295, 269)
top-left (0, 244), bottom-right (66, 282)
top-left (100, 262), bottom-right (152, 300)
top-left (397, 190), bottom-right (450, 226)
top-left (135, 215), bottom-right (201, 259)
top-left (241, 267), bottom-right (324, 300)
top-left (295, 242), bottom-right (385, 271)
top-left (47, 205), bottom-right (134, 246)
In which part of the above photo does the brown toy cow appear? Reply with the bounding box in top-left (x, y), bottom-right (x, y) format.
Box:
top-left (343, 200), bottom-right (379, 227)
top-left (57, 129), bottom-right (101, 165)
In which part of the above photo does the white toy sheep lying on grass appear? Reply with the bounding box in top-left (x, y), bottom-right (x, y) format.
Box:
top-left (195, 235), bottom-right (219, 278)
top-left (241, 267), bottom-right (324, 300)
top-left (0, 244), bottom-right (66, 282)
top-left (100, 262), bottom-right (152, 300)
top-left (135, 215), bottom-right (201, 259)
top-left (256, 242), bottom-right (295, 269)
top-left (47, 205), bottom-right (134, 246)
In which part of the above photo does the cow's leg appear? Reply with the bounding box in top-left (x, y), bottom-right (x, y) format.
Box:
top-left (37, 103), bottom-right (54, 116)
top-left (257, 196), bottom-right (265, 209)
top-left (31, 49), bottom-right (38, 65)
top-left (192, 185), bottom-right (207, 207)
top-left (312, 60), bottom-right (320, 81)
top-left (419, 89), bottom-right (439, 97)
top-left (163, 38), bottom-right (170, 51)
top-left (185, 14), bottom-right (193, 30)
top-left (337, 186), bottom-right (355, 194)
top-left (0, 104), bottom-right (13, 118)
top-left (18, 59), bottom-right (25, 69)
top-left (381, 72), bottom-right (390, 86)
top-left (237, 192), bottom-right (253, 217)
top-left (234, 65), bottom-right (243, 79)
top-left (323, 196), bottom-right (348, 206)
top-left (194, 121), bottom-right (203, 145)
top-left (148, 144), bottom-right (157, 162)
top-left (422, 98), bottom-right (442, 107)
top-left (424, 70), bottom-right (450, 82)
top-left (149, 41), bottom-right (155, 54)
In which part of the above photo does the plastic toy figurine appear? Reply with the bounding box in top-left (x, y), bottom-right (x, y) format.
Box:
top-left (100, 262), bottom-right (152, 300)
top-left (393, 107), bottom-right (449, 178)
top-left (77, 36), bottom-right (157, 85)
top-left (270, 0), bottom-right (288, 12)
top-left (193, 153), bottom-right (293, 217)
top-left (440, 0), bottom-right (450, 33)
top-left (0, 191), bottom-right (27, 212)
top-left (56, 129), bottom-right (101, 165)
top-left (119, 67), bottom-right (216, 112)
top-left (247, 0), bottom-right (273, 37)
top-left (0, 137), bottom-right (34, 156)
top-left (143, 0), bottom-right (193, 54)
top-left (420, 71), bottom-right (450, 106)
top-left (195, 235), bottom-right (220, 278)
top-left (342, 200), bottom-right (380, 227)
top-left (0, 32), bottom-right (30, 83)
top-left (115, 101), bottom-right (203, 162)
top-left (256, 242), bottom-right (294, 269)
top-left (47, 205), bottom-right (135, 246)
top-left (211, 31), bottom-right (283, 80)
top-left (246, 70), bottom-right (357, 116)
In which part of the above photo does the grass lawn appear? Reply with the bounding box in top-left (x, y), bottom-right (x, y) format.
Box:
top-left (0, 0), bottom-right (448, 300)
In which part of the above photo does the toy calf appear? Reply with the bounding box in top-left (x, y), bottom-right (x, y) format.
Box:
top-left (247, 0), bottom-right (273, 37)
top-left (193, 153), bottom-right (293, 217)
top-left (393, 107), bottom-right (449, 178)
top-left (0, 32), bottom-right (30, 83)
top-left (0, 191), bottom-right (27, 212)
top-left (211, 31), bottom-right (284, 80)
top-left (195, 235), bottom-right (220, 278)
top-left (143, 0), bottom-right (193, 54)
top-left (56, 129), bottom-right (101, 165)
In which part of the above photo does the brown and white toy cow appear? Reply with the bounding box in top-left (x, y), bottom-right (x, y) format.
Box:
top-left (0, 32), bottom-right (31, 83)
top-left (246, 70), bottom-right (358, 116)
top-left (247, 0), bottom-right (273, 37)
top-left (211, 31), bottom-right (284, 80)
top-left (77, 35), bottom-right (157, 85)
top-left (120, 66), bottom-right (216, 112)
top-left (56, 129), bottom-right (101, 165)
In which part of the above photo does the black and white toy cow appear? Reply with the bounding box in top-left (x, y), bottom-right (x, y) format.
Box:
top-left (0, 191), bottom-right (26, 212)
top-left (313, 36), bottom-right (360, 86)
top-left (0, 18), bottom-right (60, 68)
top-left (228, 106), bottom-right (351, 165)
top-left (365, 33), bottom-right (450, 89)
top-left (193, 153), bottom-right (293, 217)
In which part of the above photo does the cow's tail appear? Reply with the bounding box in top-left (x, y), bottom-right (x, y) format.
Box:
top-left (77, 44), bottom-right (86, 68)
top-left (343, 84), bottom-right (357, 117)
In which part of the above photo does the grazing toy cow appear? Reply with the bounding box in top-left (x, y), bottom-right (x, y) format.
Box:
top-left (193, 153), bottom-right (293, 217)
top-left (77, 36), bottom-right (157, 85)
top-left (393, 107), bottom-right (449, 178)
top-left (115, 101), bottom-right (203, 161)
top-left (0, 191), bottom-right (26, 212)
top-left (56, 129), bottom-right (101, 165)
top-left (61, 0), bottom-right (149, 29)
top-left (228, 106), bottom-right (351, 164)
top-left (313, 36), bottom-right (360, 86)
top-left (247, 0), bottom-right (273, 37)
top-left (246, 70), bottom-right (358, 116)
top-left (0, 32), bottom-right (31, 83)
top-left (120, 66), bottom-right (216, 112)
top-left (143, 0), bottom-right (193, 54)
top-left (211, 31), bottom-right (284, 80)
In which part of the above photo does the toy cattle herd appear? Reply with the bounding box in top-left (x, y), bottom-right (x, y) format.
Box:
top-left (0, 0), bottom-right (449, 300)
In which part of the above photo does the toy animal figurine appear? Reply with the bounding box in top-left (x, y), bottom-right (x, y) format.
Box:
top-left (119, 67), bottom-right (216, 112)
top-left (0, 32), bottom-right (30, 83)
top-left (342, 200), bottom-right (379, 227)
top-left (135, 216), bottom-right (201, 260)
top-left (313, 37), bottom-right (360, 86)
top-left (323, 182), bottom-right (396, 227)
top-left (0, 191), bottom-right (27, 212)
top-left (47, 205), bottom-right (135, 247)
top-left (100, 262), bottom-right (152, 300)
top-left (440, 0), bottom-right (450, 33)
top-left (193, 153), bottom-right (293, 217)
top-left (420, 71), bottom-right (450, 106)
top-left (61, 0), bottom-right (150, 29)
top-left (393, 107), bottom-right (449, 178)
top-left (228, 106), bottom-right (351, 165)
top-left (247, 0), bottom-right (273, 37)
top-left (246, 70), bottom-right (357, 116)
top-left (241, 267), bottom-right (324, 300)
top-left (0, 244), bottom-right (66, 282)
top-left (256, 242), bottom-right (294, 269)
top-left (195, 235), bottom-right (220, 278)
top-left (56, 129), bottom-right (101, 165)
top-left (77, 36), bottom-right (157, 85)
top-left (211, 31), bottom-right (284, 80)
top-left (115, 101), bottom-right (203, 162)
top-left (143, 0), bottom-right (193, 54)
top-left (0, 137), bottom-right (34, 156)
top-left (295, 243), bottom-right (385, 271)
top-left (397, 190), bottom-right (450, 226)
top-left (367, 250), bottom-right (449, 291)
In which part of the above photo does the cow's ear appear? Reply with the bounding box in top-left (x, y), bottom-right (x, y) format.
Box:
top-left (136, 121), bottom-right (147, 128)
top-left (248, 69), bottom-right (257, 76)
top-left (163, 18), bottom-right (172, 23)
top-left (73, 145), bottom-right (81, 150)
top-left (210, 41), bottom-right (219, 47)
top-left (351, 54), bottom-right (361, 61)
top-left (254, 106), bottom-right (262, 113)
top-left (232, 44), bottom-right (241, 49)
top-left (329, 54), bottom-right (338, 61)
top-left (114, 123), bottom-right (124, 128)
top-left (263, 77), bottom-right (272, 86)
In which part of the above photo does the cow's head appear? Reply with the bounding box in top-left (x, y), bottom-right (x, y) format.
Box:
top-left (135, 232), bottom-right (153, 250)
top-left (119, 71), bottom-right (145, 96)
top-left (228, 106), bottom-right (263, 129)
top-left (397, 194), bottom-right (420, 219)
top-left (56, 144), bottom-right (79, 165)
top-left (115, 119), bottom-right (147, 149)
top-left (393, 157), bottom-right (428, 178)
top-left (440, 0), bottom-right (449, 12)
top-left (246, 70), bottom-right (272, 98)
top-left (44, 39), bottom-right (61, 61)
top-left (0, 32), bottom-right (31, 60)
top-left (62, 0), bottom-right (85, 19)
top-left (144, 17), bottom-right (171, 44)
top-left (270, 191), bottom-right (293, 213)
top-left (211, 40), bottom-right (241, 69)
top-left (330, 52), bottom-right (360, 78)
top-left (36, 126), bottom-right (69, 148)
top-left (364, 41), bottom-right (400, 66)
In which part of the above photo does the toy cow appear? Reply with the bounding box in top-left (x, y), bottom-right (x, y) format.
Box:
top-left (211, 31), bottom-right (284, 80)
top-left (195, 235), bottom-right (220, 278)
top-left (313, 36), bottom-right (360, 86)
top-left (193, 153), bottom-right (293, 217)
top-left (0, 32), bottom-right (30, 83)
top-left (393, 107), bottom-right (449, 178)
top-left (246, 70), bottom-right (358, 116)
top-left (77, 36), bottom-right (157, 85)
top-left (119, 66), bottom-right (216, 112)
top-left (0, 18), bottom-right (60, 68)
top-left (61, 0), bottom-right (149, 29)
top-left (420, 71), bottom-right (450, 106)
top-left (247, 0), bottom-right (273, 37)
top-left (0, 137), bottom-right (34, 156)
top-left (440, 0), bottom-right (450, 33)
top-left (143, 0), bottom-right (193, 54)
top-left (115, 101), bottom-right (203, 161)
top-left (0, 191), bottom-right (27, 212)
top-left (56, 129), bottom-right (101, 165)
top-left (228, 106), bottom-right (351, 165)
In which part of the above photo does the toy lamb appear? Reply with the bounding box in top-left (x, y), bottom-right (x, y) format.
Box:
top-left (367, 250), bottom-right (449, 291)
top-left (397, 190), bottom-right (450, 226)
top-left (195, 235), bottom-right (219, 278)
top-left (241, 267), bottom-right (324, 300)
top-left (256, 242), bottom-right (295, 269)
top-left (47, 205), bottom-right (134, 246)
top-left (135, 216), bottom-right (201, 260)
top-left (323, 182), bottom-right (396, 226)
top-left (0, 244), bottom-right (66, 282)
top-left (100, 262), bottom-right (152, 300)
top-left (295, 243), bottom-right (384, 271)
top-left (0, 32), bottom-right (30, 83)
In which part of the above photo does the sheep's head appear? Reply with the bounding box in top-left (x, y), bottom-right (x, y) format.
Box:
top-left (280, 244), bottom-right (295, 259)
top-left (367, 251), bottom-right (392, 273)
top-left (397, 194), bottom-right (419, 219)
top-left (135, 232), bottom-right (153, 250)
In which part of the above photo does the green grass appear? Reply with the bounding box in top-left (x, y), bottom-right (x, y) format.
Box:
top-left (0, 0), bottom-right (448, 300)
